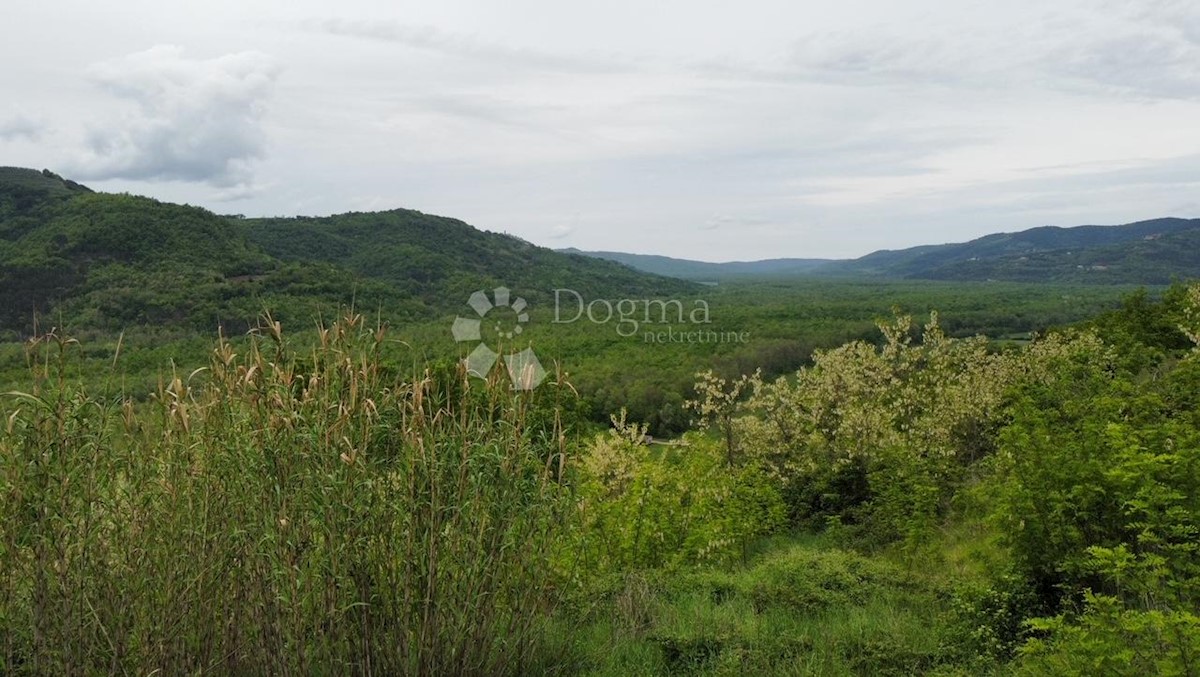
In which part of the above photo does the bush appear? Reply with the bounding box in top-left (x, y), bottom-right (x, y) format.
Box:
top-left (568, 412), bottom-right (786, 574)
top-left (1017, 593), bottom-right (1200, 676)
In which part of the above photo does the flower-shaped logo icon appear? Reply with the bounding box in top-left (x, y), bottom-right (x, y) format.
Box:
top-left (451, 286), bottom-right (547, 390)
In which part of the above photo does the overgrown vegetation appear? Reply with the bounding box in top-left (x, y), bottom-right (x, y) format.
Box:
top-left (0, 313), bottom-right (571, 675)
top-left (4, 170), bottom-right (1200, 674)
top-left (6, 283), bottom-right (1196, 674)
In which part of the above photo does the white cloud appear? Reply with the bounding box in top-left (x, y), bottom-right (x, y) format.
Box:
top-left (68, 45), bottom-right (280, 190)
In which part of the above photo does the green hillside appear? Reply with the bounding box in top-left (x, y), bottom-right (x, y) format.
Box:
top-left (0, 179), bottom-right (366, 333)
top-left (0, 168), bottom-right (692, 335)
top-left (0, 167), bottom-right (91, 204)
top-left (920, 226), bottom-right (1200, 283)
top-left (241, 211), bottom-right (694, 307)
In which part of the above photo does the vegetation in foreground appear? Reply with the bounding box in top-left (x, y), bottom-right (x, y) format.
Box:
top-left (2, 284), bottom-right (1199, 675)
top-left (1, 314), bottom-right (571, 675)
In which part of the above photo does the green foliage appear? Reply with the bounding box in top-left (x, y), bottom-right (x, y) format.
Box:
top-left (993, 349), bottom-right (1200, 606)
top-left (568, 413), bottom-right (785, 573)
top-left (0, 315), bottom-right (571, 675)
top-left (7, 165), bottom-right (1200, 674)
top-left (0, 171), bottom-right (691, 336)
top-left (0, 167), bottom-right (90, 227)
top-left (735, 311), bottom-right (1036, 542)
top-left (731, 544), bottom-right (918, 614)
top-left (240, 210), bottom-right (695, 307)
top-left (950, 573), bottom-right (1053, 664)
top-left (1084, 285), bottom-right (1195, 372)
top-left (1017, 593), bottom-right (1200, 676)
top-left (688, 369), bottom-right (756, 466)
top-left (959, 284), bottom-right (1200, 672)
top-left (556, 541), bottom-right (968, 676)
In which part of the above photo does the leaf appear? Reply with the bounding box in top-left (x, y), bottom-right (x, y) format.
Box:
top-left (1, 391), bottom-right (47, 410)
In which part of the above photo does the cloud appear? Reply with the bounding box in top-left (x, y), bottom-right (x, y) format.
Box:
top-left (692, 3), bottom-right (1200, 102)
top-left (212, 179), bottom-right (273, 202)
top-left (69, 45), bottom-right (281, 189)
top-left (0, 113), bottom-right (42, 141)
top-left (1050, 32), bottom-right (1200, 100)
top-left (689, 28), bottom-right (1022, 90)
top-left (1133, 0), bottom-right (1200, 43)
top-left (311, 18), bottom-right (631, 74)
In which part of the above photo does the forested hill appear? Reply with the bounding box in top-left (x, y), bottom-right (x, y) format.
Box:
top-left (240, 211), bottom-right (694, 303)
top-left (570, 216), bottom-right (1200, 284)
top-left (0, 167), bottom-right (93, 205)
top-left (832, 216), bottom-right (1200, 282)
top-left (0, 168), bottom-right (692, 334)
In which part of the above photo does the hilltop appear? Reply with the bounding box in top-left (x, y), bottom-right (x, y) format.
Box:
top-left (243, 212), bottom-right (691, 305)
top-left (0, 168), bottom-right (692, 334)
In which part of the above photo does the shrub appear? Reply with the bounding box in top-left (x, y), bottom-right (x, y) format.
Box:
top-left (568, 412), bottom-right (785, 574)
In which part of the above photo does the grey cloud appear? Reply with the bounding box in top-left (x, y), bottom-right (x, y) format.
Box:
top-left (787, 32), bottom-right (980, 86)
top-left (69, 45), bottom-right (281, 189)
top-left (689, 30), bottom-right (1020, 89)
top-left (0, 114), bottom-right (42, 141)
top-left (693, 6), bottom-right (1200, 102)
top-left (311, 18), bottom-right (632, 74)
top-left (1051, 33), bottom-right (1200, 100)
top-left (1132, 0), bottom-right (1200, 44)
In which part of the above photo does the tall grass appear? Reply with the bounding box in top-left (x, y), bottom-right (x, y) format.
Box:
top-left (0, 313), bottom-right (570, 676)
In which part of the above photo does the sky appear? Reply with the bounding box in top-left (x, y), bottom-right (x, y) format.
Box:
top-left (2, 0), bottom-right (1200, 261)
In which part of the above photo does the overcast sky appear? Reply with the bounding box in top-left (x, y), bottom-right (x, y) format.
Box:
top-left (3, 0), bottom-right (1199, 260)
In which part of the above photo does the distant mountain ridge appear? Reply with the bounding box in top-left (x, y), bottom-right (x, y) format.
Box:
top-left (833, 217), bottom-right (1200, 281)
top-left (556, 248), bottom-right (834, 280)
top-left (567, 217), bottom-right (1200, 284)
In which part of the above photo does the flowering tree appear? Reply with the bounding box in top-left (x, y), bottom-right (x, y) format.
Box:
top-left (687, 369), bottom-right (758, 467)
top-left (728, 311), bottom-right (1109, 541)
